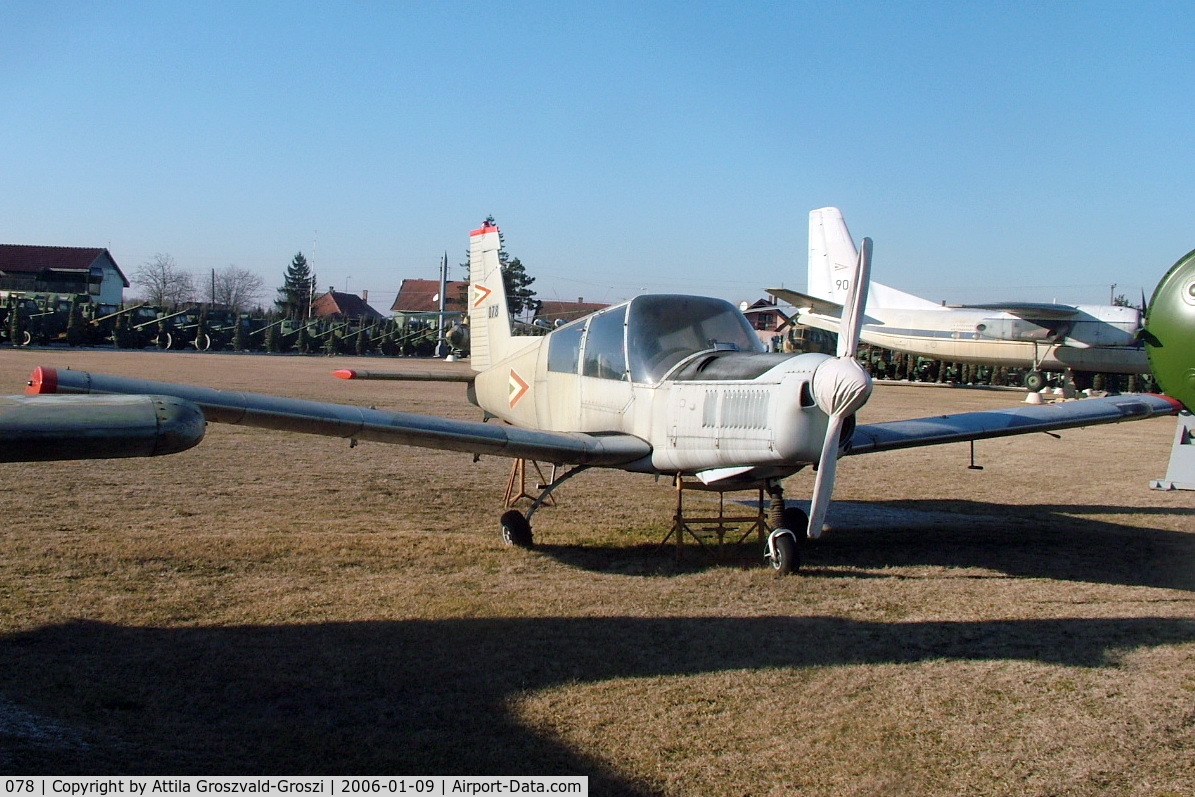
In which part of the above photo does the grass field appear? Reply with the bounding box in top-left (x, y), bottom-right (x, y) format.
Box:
top-left (1, 348), bottom-right (1192, 795)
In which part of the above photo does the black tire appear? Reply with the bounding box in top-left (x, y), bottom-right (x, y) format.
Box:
top-left (500, 509), bottom-right (534, 548)
top-left (770, 533), bottom-right (800, 576)
top-left (1024, 370), bottom-right (1046, 392)
top-left (780, 507), bottom-right (809, 538)
top-left (771, 507), bottom-right (808, 575)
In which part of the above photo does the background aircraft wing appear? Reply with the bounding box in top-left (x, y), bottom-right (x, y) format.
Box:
top-left (766, 288), bottom-right (843, 318)
top-left (847, 393), bottom-right (1180, 455)
top-left (26, 367), bottom-right (651, 468)
top-left (0, 393), bottom-right (205, 462)
top-left (951, 302), bottom-right (1081, 320)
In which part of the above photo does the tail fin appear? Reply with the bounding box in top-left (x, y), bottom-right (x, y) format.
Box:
top-left (808, 207), bottom-right (938, 311)
top-left (468, 222), bottom-right (514, 371)
top-left (808, 207), bottom-right (858, 305)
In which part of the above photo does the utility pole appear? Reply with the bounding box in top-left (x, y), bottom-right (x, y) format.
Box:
top-left (435, 251), bottom-right (449, 358)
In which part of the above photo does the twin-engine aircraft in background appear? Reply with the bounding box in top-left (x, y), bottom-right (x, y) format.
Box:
top-left (24, 222), bottom-right (1195, 574)
top-left (770, 207), bottom-right (1152, 391)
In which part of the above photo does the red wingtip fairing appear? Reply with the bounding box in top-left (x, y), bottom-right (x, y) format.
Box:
top-left (332, 369), bottom-right (358, 380)
top-left (25, 366), bottom-right (58, 395)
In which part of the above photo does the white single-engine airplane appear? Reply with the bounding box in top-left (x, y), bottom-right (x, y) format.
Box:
top-left (770, 207), bottom-right (1151, 391)
top-left (25, 222), bottom-right (1194, 574)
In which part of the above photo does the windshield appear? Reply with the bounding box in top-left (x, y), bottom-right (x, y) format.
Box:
top-left (627, 294), bottom-right (764, 383)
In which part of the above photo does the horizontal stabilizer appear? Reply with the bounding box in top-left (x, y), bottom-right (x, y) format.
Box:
top-left (333, 369), bottom-right (474, 383)
top-left (767, 288), bottom-right (843, 318)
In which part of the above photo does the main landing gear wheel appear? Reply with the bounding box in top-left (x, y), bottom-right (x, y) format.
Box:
top-left (770, 534), bottom-right (799, 576)
top-left (1024, 370), bottom-right (1046, 392)
top-left (500, 509), bottom-right (534, 548)
top-left (768, 506), bottom-right (808, 576)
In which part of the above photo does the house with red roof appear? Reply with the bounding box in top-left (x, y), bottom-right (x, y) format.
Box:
top-left (0, 245), bottom-right (130, 305)
top-left (310, 290), bottom-right (387, 321)
top-left (533, 298), bottom-right (609, 327)
top-left (390, 278), bottom-right (469, 324)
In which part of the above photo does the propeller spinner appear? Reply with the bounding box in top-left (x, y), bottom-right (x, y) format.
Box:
top-left (805, 236), bottom-right (874, 539)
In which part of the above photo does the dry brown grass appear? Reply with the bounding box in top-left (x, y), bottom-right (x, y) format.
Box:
top-left (0, 348), bottom-right (1192, 794)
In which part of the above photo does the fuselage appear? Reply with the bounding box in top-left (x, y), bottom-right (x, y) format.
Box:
top-left (799, 304), bottom-right (1149, 374)
top-left (472, 294), bottom-right (834, 481)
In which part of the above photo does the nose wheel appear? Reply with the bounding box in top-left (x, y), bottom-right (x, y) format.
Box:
top-left (765, 484), bottom-right (809, 576)
top-left (766, 510), bottom-right (809, 576)
top-left (767, 532), bottom-right (800, 575)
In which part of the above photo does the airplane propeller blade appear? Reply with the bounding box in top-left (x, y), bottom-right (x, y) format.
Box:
top-left (805, 237), bottom-right (874, 539)
top-left (806, 413), bottom-right (844, 538)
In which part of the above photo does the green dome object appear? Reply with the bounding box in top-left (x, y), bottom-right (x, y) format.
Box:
top-left (1144, 248), bottom-right (1195, 412)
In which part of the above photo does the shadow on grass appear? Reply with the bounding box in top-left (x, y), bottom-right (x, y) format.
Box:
top-left (2, 614), bottom-right (1194, 781)
top-left (530, 499), bottom-right (1195, 591)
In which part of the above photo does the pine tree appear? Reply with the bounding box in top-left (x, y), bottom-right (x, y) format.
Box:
top-left (503, 255), bottom-right (540, 318)
top-left (8, 298), bottom-right (23, 346)
top-left (233, 316), bottom-right (248, 351)
top-left (323, 329), bottom-right (340, 356)
top-left (276, 252), bottom-right (314, 320)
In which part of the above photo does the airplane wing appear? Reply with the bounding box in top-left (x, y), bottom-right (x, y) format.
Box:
top-left (0, 393), bottom-right (205, 462)
top-left (26, 367), bottom-right (651, 468)
top-left (766, 288), bottom-right (843, 318)
top-left (848, 393), bottom-right (1181, 455)
top-left (950, 302), bottom-right (1081, 320)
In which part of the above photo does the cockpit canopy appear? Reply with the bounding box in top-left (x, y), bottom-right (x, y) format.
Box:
top-left (547, 294), bottom-right (765, 384)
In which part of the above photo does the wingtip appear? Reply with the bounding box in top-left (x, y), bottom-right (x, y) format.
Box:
top-left (332, 369), bottom-right (357, 380)
top-left (25, 366), bottom-right (58, 394)
top-left (1153, 393), bottom-right (1187, 413)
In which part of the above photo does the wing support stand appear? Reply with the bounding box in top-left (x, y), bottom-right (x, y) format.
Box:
top-left (504, 459), bottom-right (558, 508)
top-left (1150, 411), bottom-right (1195, 491)
top-left (656, 477), bottom-right (771, 564)
top-left (968, 440), bottom-right (983, 470)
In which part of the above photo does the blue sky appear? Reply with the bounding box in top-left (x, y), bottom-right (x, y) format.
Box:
top-left (3, 1), bottom-right (1193, 310)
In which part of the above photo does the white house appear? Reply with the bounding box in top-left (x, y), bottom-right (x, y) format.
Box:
top-left (0, 244), bottom-right (130, 306)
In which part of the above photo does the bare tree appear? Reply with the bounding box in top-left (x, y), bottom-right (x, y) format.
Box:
top-left (207, 264), bottom-right (266, 314)
top-left (132, 253), bottom-right (196, 307)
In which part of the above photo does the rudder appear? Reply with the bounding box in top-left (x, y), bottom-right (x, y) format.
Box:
top-left (808, 207), bottom-right (858, 305)
top-left (467, 223), bottom-right (514, 371)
